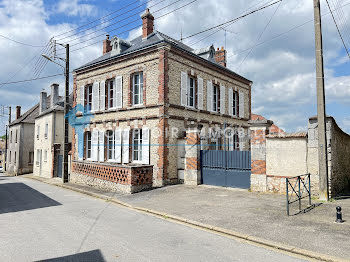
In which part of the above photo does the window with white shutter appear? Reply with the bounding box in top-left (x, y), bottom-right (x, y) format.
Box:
top-left (212, 85), bottom-right (219, 112)
top-left (132, 129), bottom-right (142, 162)
top-left (187, 76), bottom-right (195, 108)
top-left (85, 131), bottom-right (92, 159)
top-left (228, 88), bottom-right (233, 116)
top-left (107, 130), bottom-right (114, 160)
top-left (91, 130), bottom-right (98, 161)
top-left (122, 128), bottom-right (130, 163)
top-left (116, 76), bottom-right (123, 108)
top-left (239, 91), bottom-right (245, 118)
top-left (220, 85), bottom-right (225, 114)
top-left (181, 72), bottom-right (187, 106)
top-left (207, 80), bottom-right (213, 111)
top-left (132, 73), bottom-right (143, 105)
top-left (197, 77), bottom-right (203, 110)
top-left (92, 82), bottom-right (99, 112)
top-left (99, 80), bottom-right (105, 111)
top-left (86, 84), bottom-right (93, 112)
top-left (142, 127), bottom-right (150, 165)
top-left (114, 129), bottom-right (122, 163)
top-left (98, 130), bottom-right (105, 162)
top-left (80, 85), bottom-right (85, 107)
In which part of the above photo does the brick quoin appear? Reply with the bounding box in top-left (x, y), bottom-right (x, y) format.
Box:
top-left (186, 157), bottom-right (199, 170)
top-left (252, 160), bottom-right (266, 174)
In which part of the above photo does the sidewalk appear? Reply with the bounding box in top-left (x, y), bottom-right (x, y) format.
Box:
top-left (24, 174), bottom-right (350, 261)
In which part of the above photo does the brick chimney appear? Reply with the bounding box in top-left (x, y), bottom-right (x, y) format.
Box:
top-left (103, 34), bottom-right (112, 55)
top-left (141, 8), bottom-right (154, 39)
top-left (16, 106), bottom-right (21, 120)
top-left (51, 83), bottom-right (59, 107)
top-left (40, 90), bottom-right (47, 114)
top-left (215, 46), bottom-right (227, 67)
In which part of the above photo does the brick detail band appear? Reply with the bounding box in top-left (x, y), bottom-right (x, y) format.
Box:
top-left (72, 161), bottom-right (153, 186)
top-left (251, 160), bottom-right (266, 175)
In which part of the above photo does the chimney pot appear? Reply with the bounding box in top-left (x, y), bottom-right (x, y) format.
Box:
top-left (141, 8), bottom-right (154, 39)
top-left (16, 106), bottom-right (21, 120)
top-left (215, 47), bottom-right (227, 67)
top-left (40, 90), bottom-right (47, 114)
top-left (51, 83), bottom-right (59, 107)
top-left (103, 35), bottom-right (112, 55)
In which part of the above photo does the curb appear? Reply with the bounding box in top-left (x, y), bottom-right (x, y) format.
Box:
top-left (23, 175), bottom-right (348, 262)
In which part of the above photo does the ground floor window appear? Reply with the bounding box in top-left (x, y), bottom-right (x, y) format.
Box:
top-left (14, 152), bottom-right (16, 164)
top-left (36, 150), bottom-right (41, 166)
top-left (29, 152), bottom-right (34, 164)
top-left (44, 150), bottom-right (47, 162)
top-left (85, 131), bottom-right (92, 159)
top-left (132, 129), bottom-right (142, 162)
top-left (107, 130), bottom-right (114, 160)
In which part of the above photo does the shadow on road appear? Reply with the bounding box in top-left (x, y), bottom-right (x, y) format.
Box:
top-left (0, 182), bottom-right (61, 214)
top-left (35, 249), bottom-right (105, 262)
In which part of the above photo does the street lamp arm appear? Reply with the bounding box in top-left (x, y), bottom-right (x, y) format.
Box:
top-left (42, 54), bottom-right (65, 68)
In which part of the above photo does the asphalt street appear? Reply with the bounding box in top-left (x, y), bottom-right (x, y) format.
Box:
top-left (0, 174), bottom-right (305, 262)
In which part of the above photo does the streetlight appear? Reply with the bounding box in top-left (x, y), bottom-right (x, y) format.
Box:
top-left (42, 42), bottom-right (70, 183)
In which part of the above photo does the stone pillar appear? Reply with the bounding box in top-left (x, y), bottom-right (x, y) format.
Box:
top-left (249, 119), bottom-right (273, 192)
top-left (184, 127), bottom-right (201, 185)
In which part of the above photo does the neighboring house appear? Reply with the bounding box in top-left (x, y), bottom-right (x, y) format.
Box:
top-left (70, 9), bottom-right (252, 193)
top-left (6, 105), bottom-right (39, 175)
top-left (251, 114), bottom-right (285, 135)
top-left (0, 139), bottom-right (5, 169)
top-left (33, 84), bottom-right (73, 179)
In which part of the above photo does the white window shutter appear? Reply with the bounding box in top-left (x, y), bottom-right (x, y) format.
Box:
top-left (239, 90), bottom-right (245, 118)
top-left (142, 127), bottom-right (150, 165)
top-left (114, 129), bottom-right (122, 163)
top-left (80, 85), bottom-right (85, 106)
top-left (98, 130), bottom-right (104, 162)
top-left (91, 130), bottom-right (99, 161)
top-left (220, 85), bottom-right (225, 114)
top-left (228, 88), bottom-right (233, 116)
top-left (207, 80), bottom-right (213, 112)
top-left (115, 76), bottom-right (122, 108)
top-left (197, 77), bottom-right (203, 110)
top-left (92, 82), bottom-right (99, 112)
top-left (99, 80), bottom-right (105, 111)
top-left (122, 128), bottom-right (130, 163)
top-left (180, 72), bottom-right (187, 106)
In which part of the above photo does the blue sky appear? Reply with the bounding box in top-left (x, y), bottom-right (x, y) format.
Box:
top-left (0, 0), bottom-right (349, 135)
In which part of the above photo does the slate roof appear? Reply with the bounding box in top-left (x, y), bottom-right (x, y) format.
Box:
top-left (9, 103), bottom-right (39, 126)
top-left (74, 31), bottom-right (251, 83)
top-left (36, 93), bottom-right (74, 119)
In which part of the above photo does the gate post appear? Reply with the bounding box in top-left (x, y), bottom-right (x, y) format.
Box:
top-left (248, 119), bottom-right (273, 192)
top-left (184, 126), bottom-right (201, 185)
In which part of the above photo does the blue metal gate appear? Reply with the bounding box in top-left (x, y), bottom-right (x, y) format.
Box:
top-left (200, 150), bottom-right (251, 189)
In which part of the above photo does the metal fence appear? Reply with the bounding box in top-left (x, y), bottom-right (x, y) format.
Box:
top-left (286, 174), bottom-right (311, 216)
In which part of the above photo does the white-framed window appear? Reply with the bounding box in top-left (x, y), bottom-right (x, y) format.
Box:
top-left (107, 79), bottom-right (115, 109)
top-left (36, 149), bottom-right (40, 166)
top-left (86, 84), bottom-right (93, 112)
top-left (45, 123), bottom-right (48, 138)
top-left (44, 150), bottom-right (47, 162)
top-left (232, 91), bottom-right (238, 116)
top-left (37, 126), bottom-right (40, 139)
top-left (213, 85), bottom-right (219, 112)
top-left (132, 72), bottom-right (143, 105)
top-left (187, 76), bottom-right (195, 108)
top-left (9, 151), bottom-right (11, 163)
top-left (132, 129), bottom-right (143, 162)
top-left (14, 152), bottom-right (16, 164)
top-left (15, 130), bottom-right (18, 143)
top-left (85, 131), bottom-right (92, 159)
top-left (107, 130), bottom-right (114, 160)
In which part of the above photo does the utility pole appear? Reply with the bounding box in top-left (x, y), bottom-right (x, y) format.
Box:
top-left (313, 0), bottom-right (329, 201)
top-left (42, 40), bottom-right (69, 183)
top-left (63, 44), bottom-right (69, 183)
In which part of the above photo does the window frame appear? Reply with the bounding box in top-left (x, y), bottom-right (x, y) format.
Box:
top-left (37, 126), bottom-right (40, 140)
top-left (187, 76), bottom-right (196, 108)
top-left (107, 79), bottom-right (115, 109)
top-left (232, 91), bottom-right (238, 116)
top-left (212, 85), bottom-right (219, 112)
top-left (132, 72), bottom-right (143, 106)
top-left (86, 131), bottom-right (92, 160)
top-left (132, 129), bottom-right (143, 163)
top-left (44, 150), bottom-right (47, 162)
top-left (85, 84), bottom-right (93, 112)
top-left (15, 130), bottom-right (18, 144)
top-left (44, 123), bottom-right (48, 138)
top-left (107, 130), bottom-right (115, 161)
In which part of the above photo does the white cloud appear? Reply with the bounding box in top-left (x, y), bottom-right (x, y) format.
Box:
top-left (55, 0), bottom-right (96, 17)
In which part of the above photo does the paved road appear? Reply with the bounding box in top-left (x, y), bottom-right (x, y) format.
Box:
top-left (0, 175), bottom-right (304, 262)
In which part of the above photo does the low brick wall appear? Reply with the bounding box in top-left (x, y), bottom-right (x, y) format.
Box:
top-left (71, 161), bottom-right (153, 193)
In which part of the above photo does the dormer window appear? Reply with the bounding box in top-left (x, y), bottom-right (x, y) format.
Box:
top-left (111, 37), bottom-right (132, 56)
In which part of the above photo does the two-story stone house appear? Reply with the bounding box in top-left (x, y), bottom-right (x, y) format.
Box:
top-left (70, 9), bottom-right (252, 193)
top-left (7, 105), bottom-right (39, 175)
top-left (33, 84), bottom-right (72, 179)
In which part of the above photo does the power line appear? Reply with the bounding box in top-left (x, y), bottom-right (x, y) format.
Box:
top-left (0, 34), bottom-right (45, 47)
top-left (180, 0), bottom-right (282, 41)
top-left (0, 73), bottom-right (65, 86)
top-left (325, 0), bottom-right (350, 58)
top-left (236, 0), bottom-right (282, 71)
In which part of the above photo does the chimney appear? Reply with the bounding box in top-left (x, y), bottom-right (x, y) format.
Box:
top-left (141, 9), bottom-right (154, 39)
top-left (51, 83), bottom-right (59, 107)
top-left (103, 34), bottom-right (112, 55)
top-left (16, 106), bottom-right (21, 120)
top-left (40, 90), bottom-right (47, 114)
top-left (215, 46), bottom-right (227, 67)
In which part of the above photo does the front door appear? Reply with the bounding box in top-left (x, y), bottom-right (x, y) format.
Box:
top-left (57, 155), bottom-right (63, 178)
